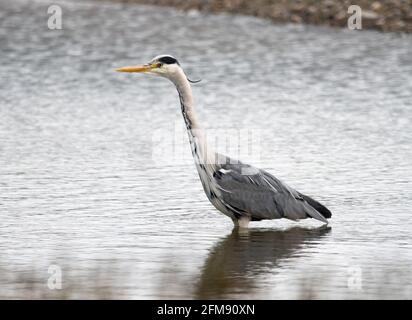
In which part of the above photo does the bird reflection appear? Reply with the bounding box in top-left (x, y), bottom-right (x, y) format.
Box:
top-left (194, 226), bottom-right (331, 299)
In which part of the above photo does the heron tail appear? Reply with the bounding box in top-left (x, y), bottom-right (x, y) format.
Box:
top-left (300, 193), bottom-right (332, 219)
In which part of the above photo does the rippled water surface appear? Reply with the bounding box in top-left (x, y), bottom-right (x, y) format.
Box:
top-left (1, 0), bottom-right (412, 299)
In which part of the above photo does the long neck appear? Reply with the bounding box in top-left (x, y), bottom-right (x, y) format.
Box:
top-left (170, 70), bottom-right (214, 167)
top-left (174, 72), bottom-right (200, 132)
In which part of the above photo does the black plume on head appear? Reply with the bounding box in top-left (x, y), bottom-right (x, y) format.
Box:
top-left (156, 55), bottom-right (201, 83)
top-left (187, 77), bottom-right (201, 83)
top-left (158, 56), bottom-right (179, 65)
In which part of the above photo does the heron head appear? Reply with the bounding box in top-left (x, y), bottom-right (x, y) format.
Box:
top-left (116, 55), bottom-right (181, 78)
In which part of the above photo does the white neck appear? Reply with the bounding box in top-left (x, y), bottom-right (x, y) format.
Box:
top-left (168, 68), bottom-right (215, 167)
top-left (172, 69), bottom-right (200, 130)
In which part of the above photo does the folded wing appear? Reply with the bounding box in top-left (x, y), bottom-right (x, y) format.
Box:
top-left (212, 157), bottom-right (330, 223)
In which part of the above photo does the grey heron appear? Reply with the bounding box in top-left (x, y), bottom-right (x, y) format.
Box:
top-left (117, 55), bottom-right (332, 228)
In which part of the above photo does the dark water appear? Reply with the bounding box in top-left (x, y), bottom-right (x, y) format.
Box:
top-left (0, 0), bottom-right (412, 299)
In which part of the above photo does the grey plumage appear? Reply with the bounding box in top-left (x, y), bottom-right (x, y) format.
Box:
top-left (117, 55), bottom-right (332, 227)
top-left (197, 155), bottom-right (331, 224)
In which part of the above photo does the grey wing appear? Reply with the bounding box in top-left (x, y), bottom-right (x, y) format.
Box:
top-left (212, 158), bottom-right (329, 223)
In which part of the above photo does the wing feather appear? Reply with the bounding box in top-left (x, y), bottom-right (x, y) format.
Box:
top-left (210, 156), bottom-right (330, 223)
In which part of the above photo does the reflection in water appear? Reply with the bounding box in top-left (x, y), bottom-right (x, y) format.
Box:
top-left (195, 227), bottom-right (331, 299)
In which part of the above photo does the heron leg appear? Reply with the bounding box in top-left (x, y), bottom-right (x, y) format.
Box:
top-left (232, 216), bottom-right (251, 229)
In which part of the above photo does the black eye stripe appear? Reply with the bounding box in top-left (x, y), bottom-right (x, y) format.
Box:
top-left (158, 56), bottom-right (179, 65)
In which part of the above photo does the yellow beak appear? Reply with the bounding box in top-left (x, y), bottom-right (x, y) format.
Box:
top-left (116, 64), bottom-right (156, 73)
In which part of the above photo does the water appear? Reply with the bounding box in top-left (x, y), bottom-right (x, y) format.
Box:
top-left (0, 0), bottom-right (412, 299)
